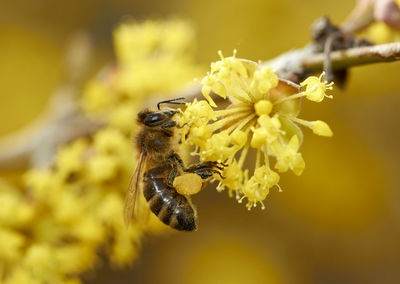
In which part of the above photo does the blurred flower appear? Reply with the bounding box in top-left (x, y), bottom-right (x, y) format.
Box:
top-left (366, 21), bottom-right (400, 43)
top-left (178, 51), bottom-right (333, 209)
top-left (82, 19), bottom-right (202, 140)
top-left (0, 19), bottom-right (200, 283)
top-left (364, 0), bottom-right (400, 43)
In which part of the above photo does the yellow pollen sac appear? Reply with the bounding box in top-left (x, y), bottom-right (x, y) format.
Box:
top-left (231, 130), bottom-right (247, 146)
top-left (312, 120), bottom-right (333, 137)
top-left (173, 173), bottom-right (203, 195)
top-left (254, 100), bottom-right (273, 116)
top-left (251, 128), bottom-right (267, 149)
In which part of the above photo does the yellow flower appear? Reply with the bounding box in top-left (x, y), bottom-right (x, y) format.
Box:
top-left (54, 244), bottom-right (97, 274)
top-left (366, 21), bottom-right (400, 43)
top-left (364, 0), bottom-right (400, 44)
top-left (250, 67), bottom-right (279, 98)
top-left (0, 228), bottom-right (25, 262)
top-left (300, 72), bottom-right (334, 102)
top-left (272, 135), bottom-right (305, 176)
top-left (216, 160), bottom-right (244, 198)
top-left (1, 19), bottom-right (205, 283)
top-left (22, 244), bottom-right (55, 279)
top-left (86, 154), bottom-right (118, 183)
top-left (0, 189), bottom-right (34, 227)
top-left (53, 191), bottom-right (85, 223)
top-left (250, 114), bottom-right (281, 148)
top-left (201, 74), bottom-right (227, 107)
top-left (82, 79), bottom-right (114, 113)
top-left (111, 20), bottom-right (201, 99)
top-left (68, 216), bottom-right (106, 243)
top-left (23, 168), bottom-right (56, 201)
top-left (240, 166), bottom-right (280, 210)
top-left (109, 103), bottom-right (138, 134)
top-left (176, 98), bottom-right (216, 144)
top-left (179, 51), bottom-right (333, 209)
top-left (198, 130), bottom-right (238, 163)
top-left (54, 139), bottom-right (88, 180)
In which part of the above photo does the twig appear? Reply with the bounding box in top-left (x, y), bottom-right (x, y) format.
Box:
top-left (302, 42), bottom-right (400, 71)
top-left (1, 24), bottom-right (400, 170)
top-left (0, 32), bottom-right (100, 170)
top-left (0, 91), bottom-right (104, 170)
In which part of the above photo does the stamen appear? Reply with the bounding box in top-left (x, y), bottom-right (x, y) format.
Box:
top-left (235, 191), bottom-right (241, 200)
top-left (263, 141), bottom-right (270, 169)
top-left (233, 49), bottom-right (237, 57)
top-left (228, 85), bottom-right (253, 103)
top-left (238, 145), bottom-right (249, 168)
top-left (273, 90), bottom-right (308, 105)
top-left (283, 115), bottom-right (312, 128)
top-left (218, 50), bottom-right (224, 60)
top-left (226, 113), bottom-right (257, 134)
top-left (256, 149), bottom-right (261, 169)
top-left (279, 78), bottom-right (301, 90)
top-left (210, 111), bottom-right (251, 132)
top-left (214, 105), bottom-right (252, 117)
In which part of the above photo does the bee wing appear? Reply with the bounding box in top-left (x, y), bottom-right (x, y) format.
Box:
top-left (123, 150), bottom-right (147, 228)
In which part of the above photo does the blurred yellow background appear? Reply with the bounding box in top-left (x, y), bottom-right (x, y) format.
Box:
top-left (1, 0), bottom-right (400, 283)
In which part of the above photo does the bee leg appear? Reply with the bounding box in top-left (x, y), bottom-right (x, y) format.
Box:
top-left (160, 120), bottom-right (178, 137)
top-left (167, 164), bottom-right (178, 187)
top-left (161, 121), bottom-right (177, 129)
top-left (193, 169), bottom-right (225, 180)
top-left (162, 109), bottom-right (180, 118)
top-left (185, 161), bottom-right (225, 173)
top-left (161, 129), bottom-right (174, 137)
top-left (167, 153), bottom-right (227, 176)
top-left (193, 170), bottom-right (213, 180)
top-left (167, 152), bottom-right (189, 171)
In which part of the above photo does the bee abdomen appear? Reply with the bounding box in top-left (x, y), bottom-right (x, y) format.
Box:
top-left (144, 170), bottom-right (197, 231)
top-left (169, 197), bottom-right (197, 231)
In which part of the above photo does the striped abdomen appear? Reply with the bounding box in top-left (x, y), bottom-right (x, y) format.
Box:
top-left (143, 167), bottom-right (197, 231)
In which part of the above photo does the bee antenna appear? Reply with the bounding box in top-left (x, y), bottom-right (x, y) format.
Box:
top-left (157, 97), bottom-right (186, 110)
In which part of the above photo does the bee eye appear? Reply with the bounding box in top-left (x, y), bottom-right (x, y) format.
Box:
top-left (144, 113), bottom-right (165, 126)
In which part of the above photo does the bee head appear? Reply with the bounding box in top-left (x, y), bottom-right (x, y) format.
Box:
top-left (138, 110), bottom-right (168, 127)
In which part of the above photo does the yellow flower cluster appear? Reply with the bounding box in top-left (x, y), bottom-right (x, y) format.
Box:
top-left (0, 130), bottom-right (140, 283)
top-left (365, 0), bottom-right (400, 43)
top-left (0, 20), bottom-right (199, 283)
top-left (177, 51), bottom-right (333, 210)
top-left (82, 19), bottom-right (201, 128)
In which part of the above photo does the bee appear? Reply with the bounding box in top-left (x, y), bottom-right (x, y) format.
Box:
top-left (123, 98), bottom-right (224, 231)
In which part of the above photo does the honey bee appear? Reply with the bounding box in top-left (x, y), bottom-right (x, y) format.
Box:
top-left (123, 98), bottom-right (224, 231)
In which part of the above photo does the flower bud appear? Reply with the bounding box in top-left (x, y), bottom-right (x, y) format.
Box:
top-left (312, 120), bottom-right (333, 137)
top-left (251, 128), bottom-right (267, 148)
top-left (254, 100), bottom-right (273, 116)
top-left (231, 130), bottom-right (247, 146)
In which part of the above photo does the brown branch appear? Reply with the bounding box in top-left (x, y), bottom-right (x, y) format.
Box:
top-left (302, 42), bottom-right (400, 71)
top-left (0, 92), bottom-right (104, 170)
top-left (1, 16), bottom-right (400, 170)
top-left (0, 32), bottom-right (100, 171)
